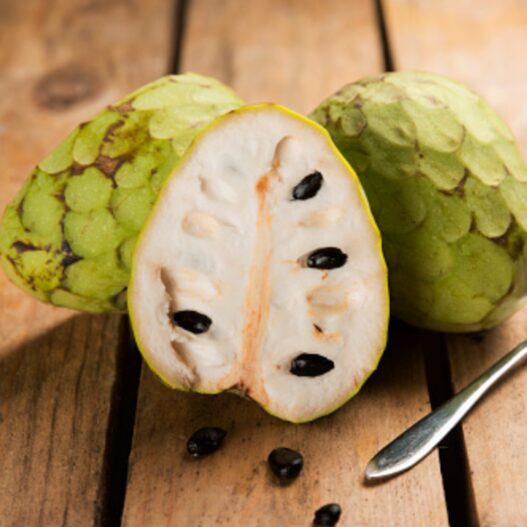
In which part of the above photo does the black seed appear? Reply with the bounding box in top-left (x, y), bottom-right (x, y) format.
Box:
top-left (172, 310), bottom-right (212, 334)
top-left (292, 171), bottom-right (323, 200)
top-left (268, 447), bottom-right (304, 481)
top-left (307, 247), bottom-right (347, 269)
top-left (186, 427), bottom-right (226, 457)
top-left (290, 353), bottom-right (334, 377)
top-left (314, 503), bottom-right (342, 526)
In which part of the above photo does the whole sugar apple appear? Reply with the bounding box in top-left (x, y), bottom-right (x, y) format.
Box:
top-left (311, 71), bottom-right (527, 333)
top-left (129, 104), bottom-right (389, 422)
top-left (0, 73), bottom-right (243, 312)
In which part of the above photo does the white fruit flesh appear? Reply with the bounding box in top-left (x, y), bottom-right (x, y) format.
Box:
top-left (129, 105), bottom-right (388, 422)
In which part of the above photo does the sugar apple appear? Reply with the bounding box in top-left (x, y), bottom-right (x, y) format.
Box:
top-left (129, 104), bottom-right (389, 422)
top-left (0, 73), bottom-right (243, 312)
top-left (311, 71), bottom-right (527, 333)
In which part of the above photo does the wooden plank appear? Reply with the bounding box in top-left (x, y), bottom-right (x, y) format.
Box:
top-left (122, 1), bottom-right (449, 525)
top-left (0, 0), bottom-right (174, 524)
top-left (0, 314), bottom-right (123, 526)
top-left (177, 0), bottom-right (384, 113)
top-left (384, 1), bottom-right (527, 524)
top-left (447, 312), bottom-right (527, 526)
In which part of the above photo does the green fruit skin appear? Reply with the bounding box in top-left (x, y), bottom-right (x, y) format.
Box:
top-left (311, 71), bottom-right (527, 333)
top-left (0, 73), bottom-right (243, 312)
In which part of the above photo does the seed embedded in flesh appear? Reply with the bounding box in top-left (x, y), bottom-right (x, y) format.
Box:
top-left (268, 447), bottom-right (304, 481)
top-left (186, 427), bottom-right (227, 457)
top-left (307, 247), bottom-right (348, 269)
top-left (172, 310), bottom-right (212, 334)
top-left (292, 171), bottom-right (324, 200)
top-left (314, 503), bottom-right (342, 526)
top-left (290, 353), bottom-right (335, 377)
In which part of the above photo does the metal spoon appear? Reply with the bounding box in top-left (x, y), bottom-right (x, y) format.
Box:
top-left (365, 338), bottom-right (527, 482)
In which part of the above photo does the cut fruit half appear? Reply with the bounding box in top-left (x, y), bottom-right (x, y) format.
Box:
top-left (129, 104), bottom-right (389, 422)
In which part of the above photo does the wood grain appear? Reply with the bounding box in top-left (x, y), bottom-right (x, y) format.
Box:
top-left (448, 313), bottom-right (527, 526)
top-left (180, 0), bottom-right (384, 114)
top-left (122, 1), bottom-right (449, 525)
top-left (384, 0), bottom-right (527, 524)
top-left (0, 315), bottom-right (123, 526)
top-left (0, 0), bottom-right (174, 524)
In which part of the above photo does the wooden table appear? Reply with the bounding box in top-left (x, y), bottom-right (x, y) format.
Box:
top-left (1, 1), bottom-right (526, 525)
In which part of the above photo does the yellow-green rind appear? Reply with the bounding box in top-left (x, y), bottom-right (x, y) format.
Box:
top-left (311, 71), bottom-right (527, 333)
top-left (128, 103), bottom-right (390, 422)
top-left (0, 73), bottom-right (243, 312)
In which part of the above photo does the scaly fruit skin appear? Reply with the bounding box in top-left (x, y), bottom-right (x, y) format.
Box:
top-left (311, 71), bottom-right (527, 333)
top-left (0, 73), bottom-right (243, 312)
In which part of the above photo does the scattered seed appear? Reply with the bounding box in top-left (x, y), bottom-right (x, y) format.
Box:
top-left (186, 427), bottom-right (226, 457)
top-left (290, 353), bottom-right (335, 377)
top-left (307, 247), bottom-right (348, 269)
top-left (268, 447), bottom-right (304, 481)
top-left (314, 503), bottom-right (342, 526)
top-left (172, 310), bottom-right (212, 334)
top-left (292, 171), bottom-right (323, 200)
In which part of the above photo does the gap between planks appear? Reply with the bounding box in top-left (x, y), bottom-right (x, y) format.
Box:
top-left (96, 319), bottom-right (142, 527)
top-left (376, 1), bottom-right (477, 525)
top-left (422, 333), bottom-right (478, 527)
top-left (95, 1), bottom-right (190, 526)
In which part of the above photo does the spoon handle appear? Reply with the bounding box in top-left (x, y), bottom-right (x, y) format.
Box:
top-left (365, 339), bottom-right (527, 481)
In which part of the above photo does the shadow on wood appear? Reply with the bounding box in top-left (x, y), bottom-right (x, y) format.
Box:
top-left (0, 313), bottom-right (132, 527)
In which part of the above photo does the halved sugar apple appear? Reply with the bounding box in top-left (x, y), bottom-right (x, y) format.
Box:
top-left (311, 71), bottom-right (527, 333)
top-left (129, 104), bottom-right (389, 422)
top-left (0, 73), bottom-right (243, 312)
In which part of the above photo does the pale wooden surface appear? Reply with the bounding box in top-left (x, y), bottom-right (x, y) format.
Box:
top-left (0, 0), bottom-right (173, 524)
top-left (122, 1), bottom-right (448, 525)
top-left (385, 1), bottom-right (527, 524)
top-left (448, 312), bottom-right (527, 527)
top-left (179, 0), bottom-right (384, 112)
top-left (2, 0), bottom-right (527, 525)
